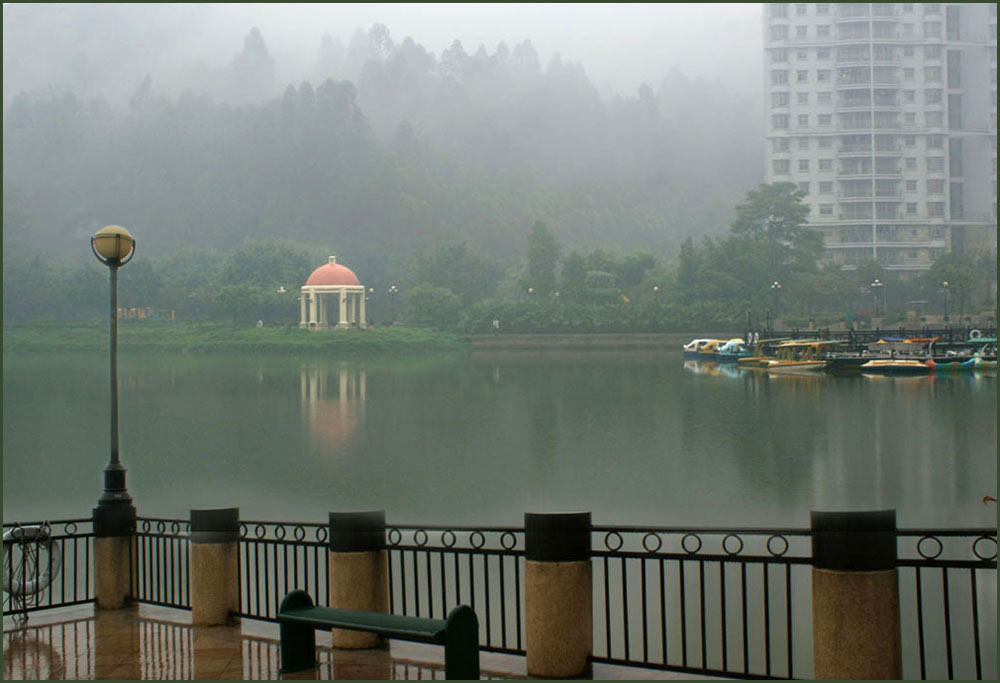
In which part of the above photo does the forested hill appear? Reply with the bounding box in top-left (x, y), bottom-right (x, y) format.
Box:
top-left (3, 25), bottom-right (762, 274)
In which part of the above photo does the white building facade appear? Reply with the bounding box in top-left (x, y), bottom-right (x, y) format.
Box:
top-left (763, 2), bottom-right (997, 271)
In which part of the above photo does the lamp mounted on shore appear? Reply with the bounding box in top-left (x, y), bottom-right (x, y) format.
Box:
top-left (91, 225), bottom-right (137, 536)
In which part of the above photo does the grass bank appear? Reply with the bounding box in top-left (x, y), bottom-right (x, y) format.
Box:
top-left (2, 322), bottom-right (465, 355)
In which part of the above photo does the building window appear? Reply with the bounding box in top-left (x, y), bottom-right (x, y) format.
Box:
top-left (771, 25), bottom-right (789, 41)
top-left (903, 3), bottom-right (913, 12)
top-left (816, 69), bottom-right (831, 82)
top-left (818, 114), bottom-right (832, 126)
top-left (904, 68), bottom-right (915, 80)
top-left (798, 181), bottom-right (810, 194)
top-left (905, 157), bottom-right (917, 169)
top-left (796, 4), bottom-right (807, 15)
top-left (798, 159), bottom-right (810, 172)
top-left (927, 135), bottom-right (943, 149)
top-left (924, 66), bottom-right (942, 82)
top-left (924, 22), bottom-right (941, 38)
top-left (818, 137), bottom-right (832, 148)
top-left (771, 49), bottom-right (789, 62)
top-left (797, 92), bottom-right (809, 104)
top-left (903, 45), bottom-right (914, 57)
top-left (905, 136), bottom-right (916, 147)
top-left (817, 4), bottom-right (830, 15)
top-left (925, 45), bottom-right (941, 58)
top-left (773, 159), bottom-right (791, 175)
top-left (772, 70), bottom-right (789, 85)
top-left (906, 180), bottom-right (918, 192)
top-left (925, 89), bottom-right (942, 104)
top-left (819, 204), bottom-right (833, 216)
top-left (903, 24), bottom-right (915, 38)
top-left (819, 158), bottom-right (833, 171)
top-left (771, 4), bottom-right (788, 18)
top-left (817, 24), bottom-right (830, 37)
top-left (927, 179), bottom-right (945, 194)
top-left (817, 48), bottom-right (831, 59)
top-left (820, 181), bottom-right (833, 193)
top-left (928, 202), bottom-right (945, 216)
top-left (797, 70), bottom-right (808, 82)
top-left (926, 156), bottom-right (944, 172)
top-left (772, 114), bottom-right (790, 129)
top-left (773, 138), bottom-right (791, 152)
top-left (905, 113), bottom-right (917, 126)
top-left (906, 203), bottom-right (918, 214)
top-left (798, 114), bottom-right (809, 127)
top-left (798, 137), bottom-right (810, 150)
top-left (796, 50), bottom-right (808, 60)
top-left (772, 91), bottom-right (791, 107)
top-left (903, 90), bottom-right (915, 103)
top-left (817, 91), bottom-right (832, 104)
top-left (925, 111), bottom-right (943, 127)
top-left (796, 25), bottom-right (808, 38)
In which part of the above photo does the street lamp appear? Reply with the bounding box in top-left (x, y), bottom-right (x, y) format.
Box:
top-left (770, 280), bottom-right (782, 332)
top-left (941, 281), bottom-right (950, 323)
top-left (366, 287), bottom-right (374, 326)
top-left (527, 287), bottom-right (534, 296)
top-left (870, 279), bottom-right (884, 314)
top-left (652, 285), bottom-right (660, 293)
top-left (90, 225), bottom-right (137, 535)
top-left (389, 285), bottom-right (398, 325)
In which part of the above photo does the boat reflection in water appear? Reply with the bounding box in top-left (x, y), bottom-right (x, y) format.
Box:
top-left (682, 359), bottom-right (744, 379)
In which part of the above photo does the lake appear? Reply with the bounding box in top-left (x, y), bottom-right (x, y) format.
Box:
top-left (2, 343), bottom-right (997, 529)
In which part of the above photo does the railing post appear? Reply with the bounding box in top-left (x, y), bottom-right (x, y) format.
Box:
top-left (93, 505), bottom-right (136, 609)
top-left (811, 510), bottom-right (901, 679)
top-left (189, 508), bottom-right (240, 625)
top-left (524, 511), bottom-right (592, 677)
top-left (327, 510), bottom-right (388, 648)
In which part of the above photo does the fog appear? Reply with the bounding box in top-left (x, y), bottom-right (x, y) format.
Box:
top-left (3, 3), bottom-right (763, 105)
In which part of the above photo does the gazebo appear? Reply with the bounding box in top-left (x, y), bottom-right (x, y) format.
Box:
top-left (299, 256), bottom-right (366, 329)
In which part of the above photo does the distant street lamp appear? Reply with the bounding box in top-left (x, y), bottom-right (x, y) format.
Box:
top-left (90, 225), bottom-right (137, 534)
top-left (527, 287), bottom-right (534, 296)
top-left (652, 285), bottom-right (660, 293)
top-left (870, 279), bottom-right (884, 314)
top-left (367, 287), bottom-right (374, 326)
top-left (770, 280), bottom-right (782, 331)
top-left (389, 285), bottom-right (398, 325)
top-left (276, 286), bottom-right (286, 295)
top-left (941, 281), bottom-right (950, 323)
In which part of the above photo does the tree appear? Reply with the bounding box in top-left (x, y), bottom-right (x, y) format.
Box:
top-left (731, 182), bottom-right (820, 271)
top-left (524, 221), bottom-right (559, 295)
top-left (402, 285), bottom-right (462, 328)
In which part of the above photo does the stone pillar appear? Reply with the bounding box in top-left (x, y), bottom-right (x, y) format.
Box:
top-left (319, 292), bottom-right (327, 328)
top-left (339, 291), bottom-right (349, 328)
top-left (524, 512), bottom-right (592, 678)
top-left (93, 504), bottom-right (137, 609)
top-left (190, 508), bottom-right (240, 626)
top-left (327, 511), bottom-right (388, 648)
top-left (811, 510), bottom-right (901, 680)
top-left (308, 291), bottom-right (317, 329)
top-left (299, 291), bottom-right (308, 328)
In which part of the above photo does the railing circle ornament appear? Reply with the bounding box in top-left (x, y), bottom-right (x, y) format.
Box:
top-left (254, 524), bottom-right (266, 540)
top-left (414, 529), bottom-right (429, 547)
top-left (293, 525), bottom-right (306, 542)
top-left (274, 524), bottom-right (286, 541)
top-left (315, 527), bottom-right (327, 543)
top-left (239, 523), bottom-right (248, 538)
top-left (470, 531), bottom-right (486, 549)
top-left (604, 531), bottom-right (624, 552)
top-left (500, 531), bottom-right (517, 551)
top-left (917, 535), bottom-right (943, 560)
top-left (723, 534), bottom-right (744, 556)
top-left (766, 535), bottom-right (789, 557)
top-left (64, 522), bottom-right (78, 536)
top-left (681, 533), bottom-right (702, 555)
top-left (156, 521), bottom-right (166, 534)
top-left (642, 532), bottom-right (662, 553)
top-left (972, 535), bottom-right (996, 561)
top-left (170, 521), bottom-right (181, 535)
top-left (141, 520), bottom-right (151, 533)
top-left (442, 530), bottom-right (457, 548)
top-left (387, 528), bottom-right (402, 547)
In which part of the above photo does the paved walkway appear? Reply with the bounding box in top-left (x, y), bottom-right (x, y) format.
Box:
top-left (3, 605), bottom-right (721, 680)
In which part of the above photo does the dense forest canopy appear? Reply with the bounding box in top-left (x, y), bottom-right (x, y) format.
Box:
top-left (3, 24), bottom-right (763, 275)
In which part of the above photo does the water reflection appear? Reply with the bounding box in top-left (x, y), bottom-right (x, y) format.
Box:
top-left (300, 365), bottom-right (366, 453)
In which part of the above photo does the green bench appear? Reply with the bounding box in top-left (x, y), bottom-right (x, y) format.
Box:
top-left (277, 590), bottom-right (480, 679)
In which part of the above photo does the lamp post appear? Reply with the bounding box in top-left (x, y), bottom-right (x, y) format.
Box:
top-left (90, 225), bottom-right (137, 535)
top-left (870, 279), bottom-right (884, 314)
top-left (770, 280), bottom-right (782, 333)
top-left (941, 281), bottom-right (950, 323)
top-left (366, 287), bottom-right (374, 326)
top-left (389, 285), bottom-right (398, 325)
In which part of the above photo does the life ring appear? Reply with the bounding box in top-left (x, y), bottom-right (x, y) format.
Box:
top-left (3, 525), bottom-right (62, 598)
top-left (969, 329), bottom-right (982, 339)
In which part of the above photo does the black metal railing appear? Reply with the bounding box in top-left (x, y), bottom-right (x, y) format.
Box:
top-left (387, 525), bottom-right (525, 655)
top-left (591, 526), bottom-right (812, 679)
top-left (238, 520), bottom-right (329, 622)
top-left (2, 519), bottom-right (94, 618)
top-left (897, 529), bottom-right (997, 681)
top-left (132, 517), bottom-right (190, 610)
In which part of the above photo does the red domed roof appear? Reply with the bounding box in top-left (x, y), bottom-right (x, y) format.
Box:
top-left (305, 257), bottom-right (361, 287)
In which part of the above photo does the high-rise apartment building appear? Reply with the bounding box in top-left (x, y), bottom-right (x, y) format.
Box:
top-left (763, 3), bottom-right (997, 271)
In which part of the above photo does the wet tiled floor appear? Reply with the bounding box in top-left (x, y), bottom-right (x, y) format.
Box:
top-left (2, 605), bottom-right (720, 679)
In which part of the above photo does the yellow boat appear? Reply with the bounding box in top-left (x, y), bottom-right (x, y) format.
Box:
top-left (764, 340), bottom-right (838, 374)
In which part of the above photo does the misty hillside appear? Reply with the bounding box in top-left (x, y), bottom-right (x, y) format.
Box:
top-left (3, 23), bottom-right (763, 271)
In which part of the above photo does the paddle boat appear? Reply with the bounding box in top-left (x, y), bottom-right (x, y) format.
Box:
top-left (716, 338), bottom-right (750, 363)
top-left (683, 338), bottom-right (724, 359)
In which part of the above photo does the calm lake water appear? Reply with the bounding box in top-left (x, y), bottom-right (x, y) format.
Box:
top-left (3, 344), bottom-right (997, 528)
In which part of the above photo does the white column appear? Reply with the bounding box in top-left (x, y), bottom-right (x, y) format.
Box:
top-left (339, 290), bottom-right (349, 328)
top-left (300, 292), bottom-right (308, 328)
top-left (358, 292), bottom-right (367, 329)
top-left (308, 291), bottom-right (318, 329)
